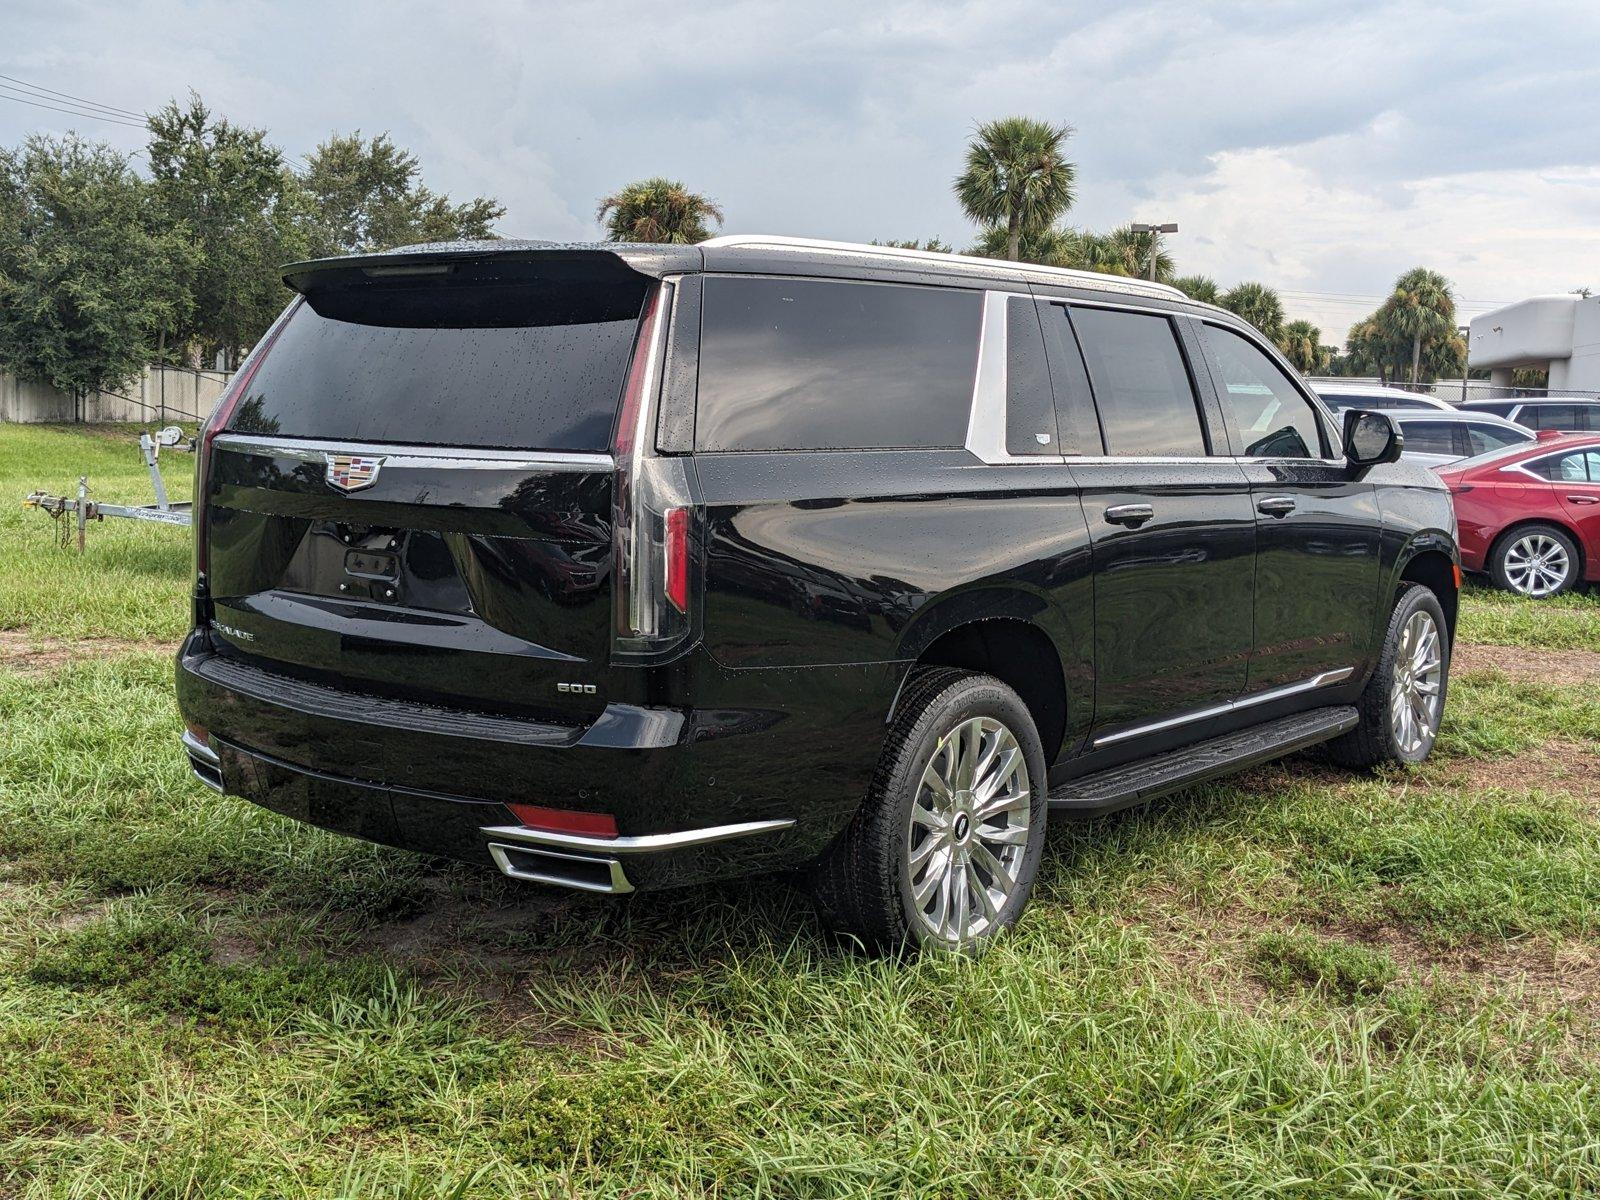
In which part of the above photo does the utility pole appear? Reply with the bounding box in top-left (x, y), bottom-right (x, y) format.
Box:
top-left (1130, 222), bottom-right (1178, 281)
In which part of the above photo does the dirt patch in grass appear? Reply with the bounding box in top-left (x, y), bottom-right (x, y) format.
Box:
top-left (1453, 642), bottom-right (1600, 686)
top-left (1439, 739), bottom-right (1600, 804)
top-left (0, 628), bottom-right (172, 675)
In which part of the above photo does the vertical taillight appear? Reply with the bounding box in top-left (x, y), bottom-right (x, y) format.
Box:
top-left (612, 282), bottom-right (697, 662)
top-left (193, 300), bottom-right (297, 591)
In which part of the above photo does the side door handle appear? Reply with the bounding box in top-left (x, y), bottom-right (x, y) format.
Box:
top-left (1256, 496), bottom-right (1297, 517)
top-left (1104, 503), bottom-right (1154, 527)
top-left (1567, 495), bottom-right (1600, 506)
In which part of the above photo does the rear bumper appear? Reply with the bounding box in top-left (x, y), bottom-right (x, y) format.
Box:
top-left (173, 632), bottom-right (867, 890)
top-left (180, 727), bottom-right (800, 892)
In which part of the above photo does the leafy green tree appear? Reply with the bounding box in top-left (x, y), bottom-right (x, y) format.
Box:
top-left (955, 117), bottom-right (1076, 261)
top-left (0, 135), bottom-right (189, 404)
top-left (969, 223), bottom-right (1078, 266)
top-left (873, 238), bottom-right (953, 253)
top-left (145, 93), bottom-right (306, 367)
top-left (1277, 319), bottom-right (1326, 374)
top-left (302, 132), bottom-right (504, 255)
top-left (1101, 225), bottom-right (1175, 282)
top-left (1173, 274), bottom-right (1220, 304)
top-left (596, 177), bottom-right (723, 243)
top-left (1221, 281), bottom-right (1285, 341)
top-left (1383, 267), bottom-right (1456, 385)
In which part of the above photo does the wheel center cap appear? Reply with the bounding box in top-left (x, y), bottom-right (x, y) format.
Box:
top-left (952, 812), bottom-right (971, 843)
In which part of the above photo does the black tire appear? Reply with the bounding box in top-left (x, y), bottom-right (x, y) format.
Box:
top-left (810, 668), bottom-right (1048, 954)
top-left (1490, 523), bottom-right (1580, 598)
top-left (1326, 583), bottom-right (1450, 769)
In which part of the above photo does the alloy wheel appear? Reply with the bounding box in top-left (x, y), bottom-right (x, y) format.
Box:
top-left (1390, 609), bottom-right (1443, 756)
top-left (1503, 533), bottom-right (1570, 597)
top-left (905, 715), bottom-right (1032, 946)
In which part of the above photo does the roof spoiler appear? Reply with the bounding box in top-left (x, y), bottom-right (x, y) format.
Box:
top-left (280, 240), bottom-right (703, 295)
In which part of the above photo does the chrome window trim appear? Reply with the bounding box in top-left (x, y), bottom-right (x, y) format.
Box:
top-left (211, 434), bottom-right (614, 472)
top-left (1093, 667), bottom-right (1356, 747)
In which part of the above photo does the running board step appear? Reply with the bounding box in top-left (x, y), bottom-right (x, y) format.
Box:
top-left (1049, 705), bottom-right (1358, 815)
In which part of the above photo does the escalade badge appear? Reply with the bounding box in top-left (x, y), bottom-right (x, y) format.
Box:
top-left (325, 454), bottom-right (384, 492)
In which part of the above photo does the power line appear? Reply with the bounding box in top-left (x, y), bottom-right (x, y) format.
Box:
top-left (0, 71), bottom-right (145, 119)
top-left (0, 88), bottom-right (149, 130)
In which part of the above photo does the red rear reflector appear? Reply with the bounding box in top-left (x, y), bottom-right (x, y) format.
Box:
top-left (665, 506), bottom-right (689, 613)
top-left (506, 803), bottom-right (619, 839)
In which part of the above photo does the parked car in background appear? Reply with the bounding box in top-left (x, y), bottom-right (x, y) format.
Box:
top-left (1460, 397), bottom-right (1600, 433)
top-left (1313, 384), bottom-right (1454, 414)
top-left (1436, 433), bottom-right (1600, 597)
top-left (1369, 409), bottom-right (1534, 470)
top-left (176, 235), bottom-right (1460, 953)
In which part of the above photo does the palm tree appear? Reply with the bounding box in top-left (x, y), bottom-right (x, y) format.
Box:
top-left (1172, 274), bottom-right (1220, 304)
top-left (954, 117), bottom-right (1076, 261)
top-left (1103, 224), bottom-right (1175, 282)
top-left (969, 223), bottom-right (1078, 267)
top-left (595, 178), bottom-right (723, 244)
top-left (1278, 320), bottom-right (1326, 374)
top-left (872, 238), bottom-right (953, 253)
top-left (1221, 281), bottom-right (1285, 341)
top-left (1382, 267), bottom-right (1455, 385)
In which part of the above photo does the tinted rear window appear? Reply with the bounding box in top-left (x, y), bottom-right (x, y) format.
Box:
top-left (228, 280), bottom-right (646, 450)
top-left (695, 276), bottom-right (981, 452)
top-left (1070, 307), bottom-right (1207, 457)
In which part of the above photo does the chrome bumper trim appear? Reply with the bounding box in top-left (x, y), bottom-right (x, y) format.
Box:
top-left (487, 843), bottom-right (634, 894)
top-left (478, 816), bottom-right (795, 856)
top-left (181, 730), bottom-right (225, 793)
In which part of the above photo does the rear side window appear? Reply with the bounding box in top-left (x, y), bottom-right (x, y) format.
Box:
top-left (1397, 420), bottom-right (1458, 457)
top-left (1526, 451), bottom-right (1600, 481)
top-left (1069, 307), bottom-right (1207, 457)
top-left (1527, 405), bottom-right (1580, 431)
top-left (1199, 324), bottom-right (1325, 458)
top-left (228, 281), bottom-right (647, 451)
top-left (1006, 297), bottom-right (1058, 455)
top-left (1464, 422), bottom-right (1527, 455)
top-left (695, 276), bottom-right (981, 452)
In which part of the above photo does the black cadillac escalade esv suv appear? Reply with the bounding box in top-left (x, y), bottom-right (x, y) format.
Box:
top-left (177, 235), bottom-right (1458, 952)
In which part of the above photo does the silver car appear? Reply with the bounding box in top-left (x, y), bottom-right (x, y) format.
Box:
top-left (1366, 408), bottom-right (1534, 470)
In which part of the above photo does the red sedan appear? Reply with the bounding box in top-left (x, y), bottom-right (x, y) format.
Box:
top-left (1436, 433), bottom-right (1600, 597)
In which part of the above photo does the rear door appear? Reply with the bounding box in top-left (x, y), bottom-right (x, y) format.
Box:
top-left (1193, 319), bottom-right (1380, 693)
top-left (1038, 300), bottom-right (1255, 743)
top-left (201, 254), bottom-right (657, 725)
top-left (1552, 449), bottom-right (1600, 565)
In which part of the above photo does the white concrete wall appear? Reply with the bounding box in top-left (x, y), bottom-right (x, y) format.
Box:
top-left (0, 365), bottom-right (233, 424)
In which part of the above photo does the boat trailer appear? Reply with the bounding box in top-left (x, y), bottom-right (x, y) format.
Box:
top-left (22, 426), bottom-right (194, 551)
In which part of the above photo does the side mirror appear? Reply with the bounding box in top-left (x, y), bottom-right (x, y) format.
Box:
top-left (1343, 409), bottom-right (1403, 468)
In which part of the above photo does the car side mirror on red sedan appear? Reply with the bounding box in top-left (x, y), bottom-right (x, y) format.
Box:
top-left (1343, 409), bottom-right (1404, 469)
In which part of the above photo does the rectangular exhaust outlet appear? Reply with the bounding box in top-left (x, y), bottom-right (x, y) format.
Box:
top-left (486, 843), bottom-right (634, 894)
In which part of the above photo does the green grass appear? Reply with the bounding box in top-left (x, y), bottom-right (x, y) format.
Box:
top-left (1459, 580), bottom-right (1600, 651)
top-left (1, 423), bottom-right (1599, 1195)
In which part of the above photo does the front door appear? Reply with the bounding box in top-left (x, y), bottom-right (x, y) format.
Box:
top-left (1192, 319), bottom-right (1380, 692)
top-left (1039, 301), bottom-right (1256, 746)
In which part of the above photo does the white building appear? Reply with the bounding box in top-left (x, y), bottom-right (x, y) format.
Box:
top-left (1467, 293), bottom-right (1600, 394)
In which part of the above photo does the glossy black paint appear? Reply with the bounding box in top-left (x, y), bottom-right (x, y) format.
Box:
top-left (178, 238), bottom-right (1461, 893)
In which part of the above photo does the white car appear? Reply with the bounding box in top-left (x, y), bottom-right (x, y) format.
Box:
top-left (1313, 383), bottom-right (1455, 414)
top-left (1365, 408), bottom-right (1534, 470)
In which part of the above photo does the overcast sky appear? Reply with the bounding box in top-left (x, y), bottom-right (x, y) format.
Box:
top-left (5, 0), bottom-right (1598, 342)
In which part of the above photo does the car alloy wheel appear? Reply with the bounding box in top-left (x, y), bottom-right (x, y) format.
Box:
top-left (905, 715), bottom-right (1032, 947)
top-left (1389, 609), bottom-right (1443, 756)
top-left (1502, 532), bottom-right (1571, 597)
